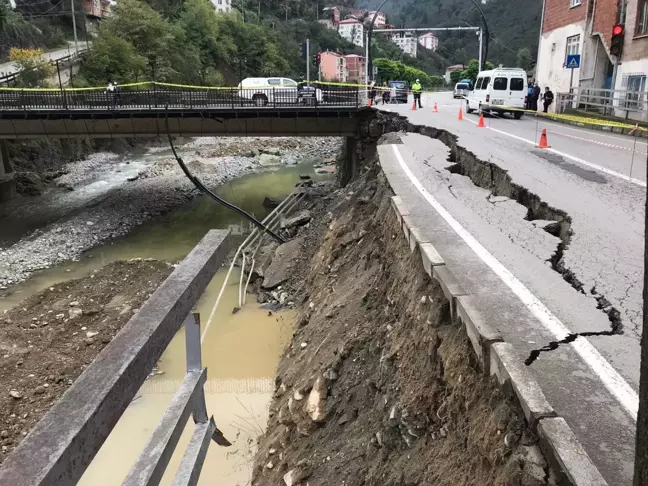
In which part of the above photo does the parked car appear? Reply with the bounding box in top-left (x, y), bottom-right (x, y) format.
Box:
top-left (465, 67), bottom-right (527, 119)
top-left (238, 77), bottom-right (299, 106)
top-left (388, 80), bottom-right (409, 104)
top-left (453, 82), bottom-right (470, 99)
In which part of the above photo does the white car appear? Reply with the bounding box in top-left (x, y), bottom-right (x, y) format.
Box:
top-left (238, 77), bottom-right (299, 106)
top-left (465, 67), bottom-right (527, 119)
top-left (453, 82), bottom-right (470, 99)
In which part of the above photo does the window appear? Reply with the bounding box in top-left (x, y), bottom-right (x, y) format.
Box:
top-left (283, 79), bottom-right (297, 87)
top-left (476, 77), bottom-right (490, 90)
top-left (268, 78), bottom-right (282, 85)
top-left (493, 77), bottom-right (508, 90)
top-left (570, 0), bottom-right (582, 6)
top-left (510, 78), bottom-right (525, 91)
top-left (624, 74), bottom-right (647, 109)
top-left (565, 34), bottom-right (580, 64)
top-left (638, 0), bottom-right (648, 35)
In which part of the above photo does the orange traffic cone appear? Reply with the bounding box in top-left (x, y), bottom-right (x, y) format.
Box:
top-left (433, 102), bottom-right (439, 112)
top-left (411, 101), bottom-right (417, 111)
top-left (458, 107), bottom-right (464, 121)
top-left (477, 113), bottom-right (486, 128)
top-left (536, 129), bottom-right (551, 148)
top-left (368, 97), bottom-right (373, 107)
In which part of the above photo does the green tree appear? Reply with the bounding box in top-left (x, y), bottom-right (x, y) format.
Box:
top-left (516, 47), bottom-right (533, 71)
top-left (9, 48), bottom-right (54, 87)
top-left (82, 34), bottom-right (147, 84)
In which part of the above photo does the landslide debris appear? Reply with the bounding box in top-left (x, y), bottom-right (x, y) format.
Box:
top-left (252, 166), bottom-right (557, 486)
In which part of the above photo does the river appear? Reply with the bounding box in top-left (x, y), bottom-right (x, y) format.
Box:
top-left (1, 152), bottom-right (330, 484)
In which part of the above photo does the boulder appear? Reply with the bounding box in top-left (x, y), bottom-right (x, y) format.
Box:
top-left (306, 377), bottom-right (328, 422)
top-left (261, 147), bottom-right (282, 156)
top-left (280, 210), bottom-right (312, 229)
top-left (262, 237), bottom-right (304, 289)
top-left (15, 172), bottom-right (45, 196)
top-left (259, 154), bottom-right (282, 166)
top-left (283, 465), bottom-right (311, 486)
top-left (263, 196), bottom-right (282, 209)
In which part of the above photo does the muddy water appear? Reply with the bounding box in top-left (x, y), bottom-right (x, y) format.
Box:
top-left (1, 161), bottom-right (323, 484)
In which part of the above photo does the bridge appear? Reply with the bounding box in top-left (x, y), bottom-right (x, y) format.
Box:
top-left (0, 87), bottom-right (365, 139)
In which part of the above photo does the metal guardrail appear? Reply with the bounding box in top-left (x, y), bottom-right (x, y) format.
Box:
top-left (0, 229), bottom-right (231, 486)
top-left (557, 87), bottom-right (648, 122)
top-left (0, 48), bottom-right (89, 87)
top-left (0, 86), bottom-right (362, 111)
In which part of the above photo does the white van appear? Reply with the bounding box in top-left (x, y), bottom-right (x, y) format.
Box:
top-left (238, 77), bottom-right (299, 106)
top-left (466, 67), bottom-right (527, 119)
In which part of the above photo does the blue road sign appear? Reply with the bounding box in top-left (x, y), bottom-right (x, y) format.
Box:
top-left (566, 54), bottom-right (581, 69)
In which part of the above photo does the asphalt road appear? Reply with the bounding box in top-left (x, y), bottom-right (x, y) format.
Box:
top-left (0, 42), bottom-right (86, 78)
top-left (378, 92), bottom-right (647, 484)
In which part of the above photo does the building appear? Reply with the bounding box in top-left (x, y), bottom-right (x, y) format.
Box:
top-left (320, 6), bottom-right (341, 28)
top-left (444, 64), bottom-right (465, 84)
top-left (392, 32), bottom-right (418, 57)
top-left (367, 10), bottom-right (386, 26)
top-left (211, 0), bottom-right (231, 13)
top-left (344, 54), bottom-right (366, 83)
top-left (319, 51), bottom-right (347, 82)
top-left (536, 0), bottom-right (648, 118)
top-left (83, 0), bottom-right (111, 34)
top-left (338, 19), bottom-right (364, 48)
top-left (419, 33), bottom-right (439, 51)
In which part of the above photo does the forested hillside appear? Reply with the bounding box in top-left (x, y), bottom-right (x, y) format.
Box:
top-left (359, 0), bottom-right (543, 68)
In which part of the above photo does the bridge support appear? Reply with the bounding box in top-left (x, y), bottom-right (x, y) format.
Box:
top-left (0, 141), bottom-right (15, 203)
top-left (339, 136), bottom-right (358, 187)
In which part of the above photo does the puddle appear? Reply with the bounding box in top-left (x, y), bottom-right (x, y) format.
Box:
top-left (78, 267), bottom-right (295, 485)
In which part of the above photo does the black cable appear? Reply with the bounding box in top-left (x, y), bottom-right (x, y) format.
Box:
top-left (164, 116), bottom-right (286, 244)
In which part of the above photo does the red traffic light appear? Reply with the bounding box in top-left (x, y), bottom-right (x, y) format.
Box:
top-left (612, 24), bottom-right (624, 36)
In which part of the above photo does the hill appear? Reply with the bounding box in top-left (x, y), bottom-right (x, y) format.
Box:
top-left (358, 0), bottom-right (543, 68)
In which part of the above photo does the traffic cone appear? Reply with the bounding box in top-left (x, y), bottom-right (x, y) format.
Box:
top-left (433, 102), bottom-right (439, 112)
top-left (458, 107), bottom-right (464, 121)
top-left (411, 100), bottom-right (417, 111)
top-left (368, 97), bottom-right (372, 107)
top-left (477, 113), bottom-right (485, 128)
top-left (536, 129), bottom-right (551, 148)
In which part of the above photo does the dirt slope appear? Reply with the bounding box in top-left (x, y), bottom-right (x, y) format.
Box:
top-left (252, 166), bottom-right (555, 486)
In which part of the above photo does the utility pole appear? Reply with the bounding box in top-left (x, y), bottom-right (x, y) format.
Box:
top-left (478, 28), bottom-right (483, 72)
top-left (306, 38), bottom-right (310, 84)
top-left (70, 0), bottom-right (79, 54)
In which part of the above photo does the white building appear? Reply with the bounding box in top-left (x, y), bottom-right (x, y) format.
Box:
top-left (211, 0), bottom-right (231, 13)
top-left (392, 33), bottom-right (418, 58)
top-left (368, 10), bottom-right (386, 27)
top-left (338, 19), bottom-right (364, 48)
top-left (418, 33), bottom-right (438, 51)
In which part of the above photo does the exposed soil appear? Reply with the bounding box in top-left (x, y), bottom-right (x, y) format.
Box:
top-left (0, 259), bottom-right (172, 461)
top-left (252, 162), bottom-right (557, 486)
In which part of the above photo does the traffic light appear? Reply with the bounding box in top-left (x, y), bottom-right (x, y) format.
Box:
top-left (314, 53), bottom-right (321, 66)
top-left (610, 24), bottom-right (624, 57)
top-left (301, 41), bottom-right (308, 59)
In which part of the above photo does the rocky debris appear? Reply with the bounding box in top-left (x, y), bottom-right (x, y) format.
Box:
top-left (261, 237), bottom-right (304, 290)
top-left (306, 377), bottom-right (327, 422)
top-left (263, 196), bottom-right (282, 209)
top-left (280, 210), bottom-right (312, 230)
top-left (259, 154), bottom-right (282, 166)
top-left (0, 260), bottom-right (172, 462)
top-left (283, 464), bottom-right (311, 486)
top-left (260, 148), bottom-right (282, 156)
top-left (298, 174), bottom-right (311, 180)
top-left (14, 172), bottom-right (45, 196)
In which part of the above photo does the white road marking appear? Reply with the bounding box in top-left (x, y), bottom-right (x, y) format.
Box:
top-left (536, 118), bottom-right (648, 147)
top-left (463, 118), bottom-right (647, 187)
top-left (391, 143), bottom-right (639, 419)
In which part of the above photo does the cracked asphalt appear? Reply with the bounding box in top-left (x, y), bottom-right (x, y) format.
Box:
top-left (377, 93), bottom-right (647, 484)
top-left (383, 93), bottom-right (645, 388)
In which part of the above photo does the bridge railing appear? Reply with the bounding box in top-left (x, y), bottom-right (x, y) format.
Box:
top-left (0, 85), bottom-right (362, 111)
top-left (0, 230), bottom-right (231, 486)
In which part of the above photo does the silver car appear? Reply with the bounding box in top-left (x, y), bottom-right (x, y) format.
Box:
top-left (453, 82), bottom-right (470, 99)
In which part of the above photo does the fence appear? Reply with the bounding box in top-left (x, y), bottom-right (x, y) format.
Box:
top-left (0, 86), bottom-right (362, 111)
top-left (556, 86), bottom-right (648, 123)
top-left (0, 230), bottom-right (231, 486)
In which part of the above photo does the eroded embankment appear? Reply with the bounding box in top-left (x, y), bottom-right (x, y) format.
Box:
top-left (252, 168), bottom-right (555, 486)
top-left (353, 110), bottom-right (623, 363)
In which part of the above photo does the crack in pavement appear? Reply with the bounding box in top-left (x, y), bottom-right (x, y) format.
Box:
top-left (389, 120), bottom-right (626, 366)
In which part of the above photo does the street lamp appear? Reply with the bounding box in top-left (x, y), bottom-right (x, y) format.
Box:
top-left (467, 0), bottom-right (489, 70)
top-left (366, 0), bottom-right (389, 85)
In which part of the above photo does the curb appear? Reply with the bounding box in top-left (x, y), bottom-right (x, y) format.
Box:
top-left (530, 113), bottom-right (647, 139)
top-left (387, 193), bottom-right (609, 486)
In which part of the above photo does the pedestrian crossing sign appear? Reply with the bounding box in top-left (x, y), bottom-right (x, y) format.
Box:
top-left (566, 54), bottom-right (581, 69)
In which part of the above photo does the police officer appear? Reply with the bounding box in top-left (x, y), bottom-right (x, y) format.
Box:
top-left (412, 78), bottom-right (422, 108)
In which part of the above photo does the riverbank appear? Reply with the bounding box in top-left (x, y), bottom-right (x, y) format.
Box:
top-left (0, 136), bottom-right (342, 291)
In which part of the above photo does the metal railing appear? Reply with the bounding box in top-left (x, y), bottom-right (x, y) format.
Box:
top-left (0, 86), bottom-right (362, 112)
top-left (0, 229), bottom-right (231, 486)
top-left (0, 48), bottom-right (89, 87)
top-left (556, 87), bottom-right (648, 123)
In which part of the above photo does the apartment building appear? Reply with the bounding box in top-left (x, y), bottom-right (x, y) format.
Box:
top-left (211, 0), bottom-right (232, 13)
top-left (419, 33), bottom-right (439, 51)
top-left (338, 19), bottom-right (364, 48)
top-left (536, 0), bottom-right (647, 109)
top-left (344, 54), bottom-right (366, 83)
top-left (392, 33), bottom-right (418, 58)
top-left (368, 10), bottom-right (386, 26)
top-left (319, 51), bottom-right (347, 82)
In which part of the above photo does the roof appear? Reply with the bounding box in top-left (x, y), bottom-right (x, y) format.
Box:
top-left (446, 64), bottom-right (465, 70)
top-left (338, 18), bottom-right (361, 24)
top-left (420, 33), bottom-right (437, 38)
top-left (320, 51), bottom-right (344, 58)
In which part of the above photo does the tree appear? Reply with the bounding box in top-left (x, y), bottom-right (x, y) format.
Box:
top-left (82, 34), bottom-right (147, 84)
top-left (9, 48), bottom-right (53, 87)
top-left (516, 47), bottom-right (533, 71)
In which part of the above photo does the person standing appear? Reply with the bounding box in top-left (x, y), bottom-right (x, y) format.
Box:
top-left (412, 78), bottom-right (422, 108)
top-left (532, 83), bottom-right (541, 111)
top-left (542, 86), bottom-right (554, 113)
top-left (527, 81), bottom-right (534, 110)
top-left (381, 81), bottom-right (390, 105)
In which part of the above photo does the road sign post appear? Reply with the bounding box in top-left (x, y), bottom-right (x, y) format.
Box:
top-left (566, 54), bottom-right (581, 90)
